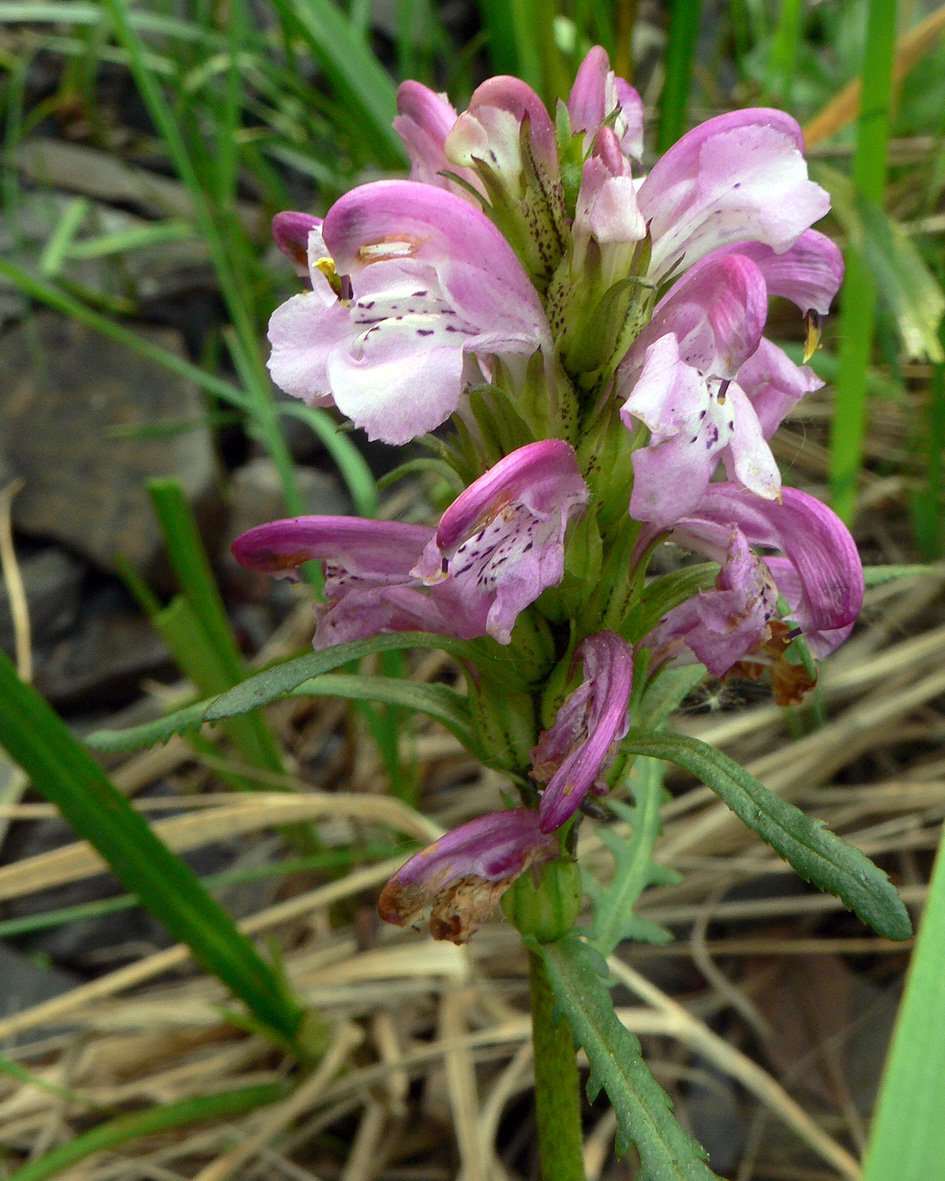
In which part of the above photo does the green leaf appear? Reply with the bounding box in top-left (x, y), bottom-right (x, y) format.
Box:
top-left (87, 632), bottom-right (475, 753)
top-left (621, 728), bottom-right (912, 941)
top-left (0, 653), bottom-right (307, 1051)
top-left (268, 0), bottom-right (405, 165)
top-left (624, 565), bottom-right (718, 643)
top-left (538, 936), bottom-right (720, 1178)
top-left (146, 480), bottom-right (284, 776)
top-left (4, 1083), bottom-right (286, 1181)
top-left (863, 829), bottom-right (945, 1181)
top-left (637, 665), bottom-right (710, 731)
top-left (588, 760), bottom-right (681, 957)
top-left (815, 164), bottom-right (945, 363)
top-left (286, 674), bottom-right (480, 754)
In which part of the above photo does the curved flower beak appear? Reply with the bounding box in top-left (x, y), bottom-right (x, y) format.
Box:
top-left (567, 45), bottom-right (644, 160)
top-left (533, 632), bottom-right (635, 833)
top-left (378, 808), bottom-right (560, 943)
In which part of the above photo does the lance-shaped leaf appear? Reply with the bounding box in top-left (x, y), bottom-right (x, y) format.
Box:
top-left (538, 935), bottom-right (721, 1177)
top-left (620, 728), bottom-right (912, 941)
top-left (87, 632), bottom-right (481, 754)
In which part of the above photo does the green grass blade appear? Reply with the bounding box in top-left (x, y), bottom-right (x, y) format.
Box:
top-left (0, 653), bottom-right (306, 1051)
top-left (764, 0), bottom-right (804, 107)
top-left (656, 0), bottom-right (703, 152)
top-left (863, 830), bottom-right (945, 1181)
top-left (829, 0), bottom-right (899, 522)
top-left (147, 480), bottom-right (285, 774)
top-left (475, 0), bottom-right (542, 90)
top-left (278, 403), bottom-right (380, 519)
top-left (621, 728), bottom-right (912, 941)
top-left (539, 935), bottom-right (720, 1175)
top-left (4, 1083), bottom-right (287, 1181)
top-left (268, 0), bottom-right (404, 165)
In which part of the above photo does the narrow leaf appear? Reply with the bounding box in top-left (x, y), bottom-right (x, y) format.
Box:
top-left (202, 633), bottom-right (474, 720)
top-left (5, 1083), bottom-right (286, 1181)
top-left (0, 654), bottom-right (307, 1049)
top-left (87, 632), bottom-right (475, 752)
top-left (539, 936), bottom-right (720, 1178)
top-left (621, 728), bottom-right (912, 941)
top-left (286, 674), bottom-right (479, 753)
top-left (864, 830), bottom-right (945, 1181)
top-left (589, 760), bottom-right (680, 957)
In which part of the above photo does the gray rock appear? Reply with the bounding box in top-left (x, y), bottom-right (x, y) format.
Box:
top-left (0, 192), bottom-right (216, 326)
top-left (225, 458), bottom-right (349, 542)
top-left (32, 583), bottom-right (173, 711)
top-left (0, 312), bottom-right (220, 574)
top-left (0, 942), bottom-right (82, 1044)
top-left (0, 547), bottom-right (86, 655)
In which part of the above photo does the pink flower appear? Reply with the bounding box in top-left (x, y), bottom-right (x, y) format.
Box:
top-left (378, 808), bottom-right (560, 943)
top-left (532, 632), bottom-right (635, 833)
top-left (393, 82), bottom-right (484, 200)
top-left (567, 45), bottom-right (644, 160)
top-left (232, 442), bottom-right (588, 649)
top-left (618, 230), bottom-right (843, 527)
top-left (267, 180), bottom-right (551, 445)
top-left (638, 484), bottom-right (864, 682)
top-left (638, 108), bottom-right (831, 283)
top-left (412, 440), bottom-right (590, 644)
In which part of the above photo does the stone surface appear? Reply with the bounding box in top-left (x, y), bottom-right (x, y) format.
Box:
top-left (0, 191), bottom-right (216, 327)
top-left (0, 312), bottom-right (220, 574)
top-left (32, 582), bottom-right (173, 712)
top-left (0, 546), bottom-right (86, 655)
top-left (225, 457), bottom-right (349, 542)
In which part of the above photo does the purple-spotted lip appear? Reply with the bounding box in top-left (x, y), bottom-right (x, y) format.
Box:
top-left (433, 440), bottom-right (586, 553)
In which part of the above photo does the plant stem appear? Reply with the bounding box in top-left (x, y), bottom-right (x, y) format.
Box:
top-left (529, 947), bottom-right (586, 1181)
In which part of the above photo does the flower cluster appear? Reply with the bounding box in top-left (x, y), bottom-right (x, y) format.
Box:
top-left (237, 48), bottom-right (861, 943)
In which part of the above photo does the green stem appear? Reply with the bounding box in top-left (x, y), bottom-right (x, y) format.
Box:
top-left (529, 948), bottom-right (586, 1181)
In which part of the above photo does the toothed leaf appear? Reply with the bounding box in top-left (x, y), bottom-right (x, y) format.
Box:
top-left (538, 936), bottom-right (720, 1177)
top-left (621, 728), bottom-right (912, 941)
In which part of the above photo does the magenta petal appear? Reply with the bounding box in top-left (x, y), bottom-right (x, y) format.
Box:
top-left (272, 211), bottom-right (322, 276)
top-left (412, 441), bottom-right (589, 644)
top-left (393, 81), bottom-right (485, 200)
top-left (709, 230), bottom-right (844, 316)
top-left (378, 808), bottom-right (559, 942)
top-left (535, 632), bottom-right (634, 833)
top-left (640, 484), bottom-right (864, 669)
top-left (232, 516), bottom-right (432, 577)
top-left (445, 75), bottom-right (558, 182)
top-left (230, 516), bottom-right (480, 648)
top-left (567, 45), bottom-right (644, 159)
top-left (629, 253), bottom-right (770, 379)
top-left (675, 484), bottom-right (863, 644)
top-left (642, 529), bottom-right (780, 676)
top-left (638, 109), bottom-right (830, 281)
